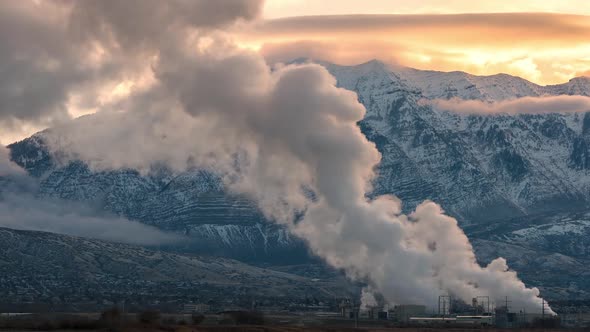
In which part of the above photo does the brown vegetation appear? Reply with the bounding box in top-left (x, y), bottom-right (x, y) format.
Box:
top-left (0, 313), bottom-right (101, 330)
top-left (139, 309), bottom-right (161, 325)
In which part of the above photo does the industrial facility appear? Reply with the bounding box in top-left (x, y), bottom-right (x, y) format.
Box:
top-left (338, 295), bottom-right (561, 328)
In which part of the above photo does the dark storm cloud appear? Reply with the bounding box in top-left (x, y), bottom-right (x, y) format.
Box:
top-left (0, 2), bottom-right (78, 129)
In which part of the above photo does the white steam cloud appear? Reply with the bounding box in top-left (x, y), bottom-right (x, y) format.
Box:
top-left (4, 0), bottom-right (553, 314)
top-left (360, 287), bottom-right (378, 310)
top-left (0, 146), bottom-right (26, 177)
top-left (428, 95), bottom-right (590, 115)
top-left (0, 147), bottom-right (181, 245)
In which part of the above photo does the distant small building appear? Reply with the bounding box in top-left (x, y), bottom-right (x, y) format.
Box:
top-left (359, 306), bottom-right (378, 319)
top-left (495, 307), bottom-right (518, 328)
top-left (409, 316), bottom-right (456, 326)
top-left (455, 315), bottom-right (493, 326)
top-left (409, 315), bottom-right (493, 327)
top-left (183, 303), bottom-right (210, 313)
top-left (339, 299), bottom-right (355, 319)
top-left (394, 304), bottom-right (426, 323)
top-left (377, 311), bottom-right (389, 320)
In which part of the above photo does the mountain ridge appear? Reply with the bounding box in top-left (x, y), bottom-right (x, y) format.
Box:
top-left (315, 58), bottom-right (590, 97)
top-left (5, 60), bottom-right (590, 300)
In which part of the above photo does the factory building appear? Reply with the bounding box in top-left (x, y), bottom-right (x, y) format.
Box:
top-left (182, 303), bottom-right (210, 313)
top-left (393, 304), bottom-right (427, 323)
top-left (409, 315), bottom-right (493, 327)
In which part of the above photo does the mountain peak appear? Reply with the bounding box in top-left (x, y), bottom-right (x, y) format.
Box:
top-left (358, 58), bottom-right (386, 67)
top-left (570, 76), bottom-right (590, 83)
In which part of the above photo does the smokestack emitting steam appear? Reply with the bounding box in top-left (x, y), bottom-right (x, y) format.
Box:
top-left (360, 288), bottom-right (378, 310)
top-left (32, 0), bottom-right (552, 314)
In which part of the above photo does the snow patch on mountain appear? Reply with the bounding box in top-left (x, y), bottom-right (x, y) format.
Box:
top-left (513, 219), bottom-right (590, 238)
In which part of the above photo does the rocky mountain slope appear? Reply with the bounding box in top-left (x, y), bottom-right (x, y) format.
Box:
top-left (6, 139), bottom-right (307, 263)
top-left (5, 60), bottom-right (590, 300)
top-left (0, 227), bottom-right (353, 311)
top-left (324, 60), bottom-right (590, 221)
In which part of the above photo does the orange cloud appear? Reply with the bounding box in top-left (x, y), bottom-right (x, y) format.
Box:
top-left (236, 13), bottom-right (590, 84)
top-left (247, 14), bottom-right (590, 47)
top-left (263, 0), bottom-right (590, 19)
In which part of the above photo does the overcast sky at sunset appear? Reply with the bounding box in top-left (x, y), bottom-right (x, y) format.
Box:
top-left (1, 0), bottom-right (590, 145)
top-left (246, 0), bottom-right (590, 85)
top-left (263, 0), bottom-right (590, 18)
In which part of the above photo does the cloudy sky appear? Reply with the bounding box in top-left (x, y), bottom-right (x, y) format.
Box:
top-left (263, 0), bottom-right (590, 18)
top-left (251, 1), bottom-right (590, 85)
top-left (1, 0), bottom-right (590, 144)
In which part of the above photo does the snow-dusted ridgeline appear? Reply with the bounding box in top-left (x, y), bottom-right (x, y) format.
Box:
top-left (5, 60), bottom-right (590, 298)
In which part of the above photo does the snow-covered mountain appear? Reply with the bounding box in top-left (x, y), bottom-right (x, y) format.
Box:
top-left (324, 60), bottom-right (590, 221)
top-left (5, 60), bottom-right (590, 299)
top-left (395, 66), bottom-right (590, 101)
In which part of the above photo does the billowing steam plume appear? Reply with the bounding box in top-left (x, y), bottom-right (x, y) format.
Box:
top-left (12, 0), bottom-right (552, 313)
top-left (360, 287), bottom-right (378, 310)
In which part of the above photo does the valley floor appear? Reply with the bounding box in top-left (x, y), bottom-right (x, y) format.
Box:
top-left (0, 327), bottom-right (585, 332)
top-left (1, 311), bottom-right (588, 332)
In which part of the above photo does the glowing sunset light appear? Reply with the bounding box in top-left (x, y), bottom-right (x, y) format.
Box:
top-left (226, 2), bottom-right (590, 85)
